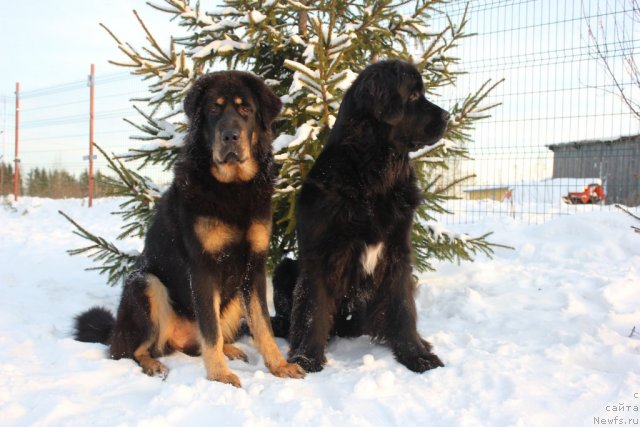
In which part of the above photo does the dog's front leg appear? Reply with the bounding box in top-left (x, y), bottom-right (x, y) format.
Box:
top-left (377, 260), bottom-right (444, 373)
top-left (286, 266), bottom-right (335, 373)
top-left (190, 268), bottom-right (240, 387)
top-left (241, 252), bottom-right (305, 379)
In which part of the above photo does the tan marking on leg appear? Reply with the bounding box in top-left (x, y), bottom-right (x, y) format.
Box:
top-left (168, 317), bottom-right (199, 351)
top-left (202, 290), bottom-right (241, 387)
top-left (194, 217), bottom-right (240, 253)
top-left (133, 339), bottom-right (169, 378)
top-left (145, 274), bottom-right (199, 353)
top-left (145, 274), bottom-right (200, 354)
top-left (223, 343), bottom-right (248, 362)
top-left (221, 297), bottom-right (244, 343)
top-left (145, 274), bottom-right (173, 353)
top-left (247, 220), bottom-right (271, 253)
top-left (245, 291), bottom-right (305, 379)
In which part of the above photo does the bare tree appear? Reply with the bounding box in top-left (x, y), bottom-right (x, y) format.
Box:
top-left (583, 0), bottom-right (640, 119)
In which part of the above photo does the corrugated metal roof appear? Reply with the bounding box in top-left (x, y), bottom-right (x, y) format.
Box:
top-left (547, 134), bottom-right (640, 151)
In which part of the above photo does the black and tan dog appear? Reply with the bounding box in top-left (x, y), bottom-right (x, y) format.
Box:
top-left (271, 60), bottom-right (447, 373)
top-left (74, 71), bottom-right (304, 387)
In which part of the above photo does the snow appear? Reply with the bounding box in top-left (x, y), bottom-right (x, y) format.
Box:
top-left (272, 121), bottom-right (319, 152)
top-left (241, 10), bottom-right (266, 25)
top-left (1, 196), bottom-right (639, 426)
top-left (192, 36), bottom-right (251, 58)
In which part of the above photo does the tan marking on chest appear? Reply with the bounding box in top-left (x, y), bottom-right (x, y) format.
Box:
top-left (361, 242), bottom-right (384, 275)
top-left (247, 220), bottom-right (271, 253)
top-left (194, 217), bottom-right (241, 253)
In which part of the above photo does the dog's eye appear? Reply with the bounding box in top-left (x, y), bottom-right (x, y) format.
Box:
top-left (408, 92), bottom-right (422, 102)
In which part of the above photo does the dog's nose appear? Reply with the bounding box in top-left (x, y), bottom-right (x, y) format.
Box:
top-left (221, 129), bottom-right (240, 143)
top-left (441, 111), bottom-right (451, 122)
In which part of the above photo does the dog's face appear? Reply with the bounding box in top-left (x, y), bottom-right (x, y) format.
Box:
top-left (183, 71), bottom-right (282, 183)
top-left (351, 60), bottom-right (450, 153)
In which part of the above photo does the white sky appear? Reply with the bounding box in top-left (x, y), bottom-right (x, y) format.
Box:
top-left (0, 0), bottom-right (174, 90)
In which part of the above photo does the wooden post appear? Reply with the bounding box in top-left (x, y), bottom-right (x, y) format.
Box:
top-left (13, 82), bottom-right (20, 201)
top-left (88, 64), bottom-right (95, 207)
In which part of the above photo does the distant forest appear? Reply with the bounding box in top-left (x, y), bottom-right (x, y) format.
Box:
top-left (0, 162), bottom-right (118, 198)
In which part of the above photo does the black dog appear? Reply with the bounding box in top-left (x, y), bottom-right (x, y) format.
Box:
top-left (74, 71), bottom-right (304, 387)
top-left (271, 60), bottom-right (448, 373)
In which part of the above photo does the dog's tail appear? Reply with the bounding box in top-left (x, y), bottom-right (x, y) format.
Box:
top-left (73, 306), bottom-right (115, 345)
top-left (270, 257), bottom-right (299, 338)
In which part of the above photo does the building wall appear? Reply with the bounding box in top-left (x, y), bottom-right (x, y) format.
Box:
top-left (550, 138), bottom-right (640, 206)
top-left (465, 187), bottom-right (512, 201)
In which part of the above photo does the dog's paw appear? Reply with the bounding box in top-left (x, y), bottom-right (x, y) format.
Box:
top-left (207, 371), bottom-right (242, 388)
top-left (397, 351), bottom-right (444, 373)
top-left (223, 344), bottom-right (249, 363)
top-left (269, 361), bottom-right (306, 379)
top-left (141, 359), bottom-right (169, 380)
top-left (288, 354), bottom-right (325, 373)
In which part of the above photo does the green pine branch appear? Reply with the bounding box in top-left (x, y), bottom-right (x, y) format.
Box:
top-left (93, 144), bottom-right (160, 240)
top-left (58, 210), bottom-right (138, 286)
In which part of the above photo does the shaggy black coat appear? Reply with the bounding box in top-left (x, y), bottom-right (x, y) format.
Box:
top-left (271, 60), bottom-right (448, 373)
top-left (74, 71), bottom-right (304, 387)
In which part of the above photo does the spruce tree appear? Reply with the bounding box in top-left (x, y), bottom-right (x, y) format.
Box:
top-left (63, 0), bottom-right (505, 285)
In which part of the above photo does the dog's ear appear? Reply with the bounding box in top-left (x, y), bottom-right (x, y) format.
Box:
top-left (240, 73), bottom-right (283, 130)
top-left (352, 67), bottom-right (404, 125)
top-left (183, 74), bottom-right (215, 121)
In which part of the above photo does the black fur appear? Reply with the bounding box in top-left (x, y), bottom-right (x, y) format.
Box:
top-left (272, 60), bottom-right (448, 373)
top-left (73, 307), bottom-right (114, 344)
top-left (74, 71), bottom-right (302, 384)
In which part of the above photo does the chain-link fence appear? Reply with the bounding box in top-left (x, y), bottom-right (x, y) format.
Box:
top-left (432, 0), bottom-right (639, 223)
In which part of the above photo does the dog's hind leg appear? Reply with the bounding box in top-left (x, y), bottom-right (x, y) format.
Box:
top-left (110, 273), bottom-right (169, 378)
top-left (270, 258), bottom-right (299, 338)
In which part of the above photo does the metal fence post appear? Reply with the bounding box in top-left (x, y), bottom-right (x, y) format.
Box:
top-left (13, 82), bottom-right (20, 201)
top-left (88, 64), bottom-right (95, 207)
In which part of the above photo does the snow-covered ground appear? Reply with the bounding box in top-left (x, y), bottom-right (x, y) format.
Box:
top-left (0, 196), bottom-right (638, 427)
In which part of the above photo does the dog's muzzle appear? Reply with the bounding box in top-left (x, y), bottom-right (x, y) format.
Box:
top-left (216, 129), bottom-right (244, 164)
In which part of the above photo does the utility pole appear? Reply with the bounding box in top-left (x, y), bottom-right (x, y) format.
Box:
top-left (14, 83), bottom-right (20, 201)
top-left (1, 97), bottom-right (6, 195)
top-left (88, 64), bottom-right (95, 207)
top-left (0, 151), bottom-right (4, 195)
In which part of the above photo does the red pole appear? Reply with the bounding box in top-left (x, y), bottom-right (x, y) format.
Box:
top-left (88, 64), bottom-right (95, 207)
top-left (14, 82), bottom-right (20, 201)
